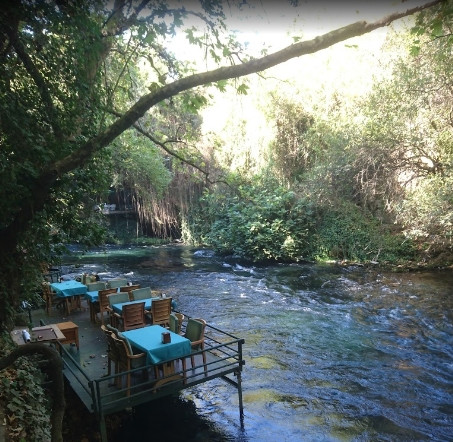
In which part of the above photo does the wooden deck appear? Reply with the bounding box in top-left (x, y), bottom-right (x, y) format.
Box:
top-left (30, 301), bottom-right (245, 442)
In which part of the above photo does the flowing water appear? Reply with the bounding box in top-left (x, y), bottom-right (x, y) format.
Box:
top-left (61, 244), bottom-right (453, 441)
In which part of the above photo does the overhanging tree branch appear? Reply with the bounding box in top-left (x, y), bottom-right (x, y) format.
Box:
top-left (0, 0), bottom-right (443, 246)
top-left (55, 0), bottom-right (442, 175)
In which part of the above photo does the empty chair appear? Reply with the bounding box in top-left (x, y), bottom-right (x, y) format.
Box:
top-left (106, 292), bottom-right (131, 327)
top-left (169, 312), bottom-right (184, 335)
top-left (42, 282), bottom-right (64, 316)
top-left (149, 297), bottom-right (172, 327)
top-left (107, 291), bottom-right (130, 309)
top-left (120, 302), bottom-right (146, 331)
top-left (119, 284), bottom-right (141, 300)
top-left (111, 334), bottom-right (146, 395)
top-left (131, 287), bottom-right (152, 301)
top-left (182, 318), bottom-right (207, 373)
top-left (108, 278), bottom-right (127, 289)
top-left (86, 281), bottom-right (107, 291)
top-left (100, 325), bottom-right (120, 378)
top-left (97, 288), bottom-right (118, 325)
top-left (119, 284), bottom-right (140, 293)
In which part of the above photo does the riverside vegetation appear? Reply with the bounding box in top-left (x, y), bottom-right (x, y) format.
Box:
top-left (1, 1), bottom-right (452, 440)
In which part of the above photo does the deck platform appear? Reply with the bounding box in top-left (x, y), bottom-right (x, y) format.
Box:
top-left (28, 300), bottom-right (245, 441)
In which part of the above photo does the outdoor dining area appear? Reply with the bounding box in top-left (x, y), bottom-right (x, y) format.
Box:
top-left (28, 272), bottom-right (245, 441)
top-left (40, 276), bottom-right (207, 389)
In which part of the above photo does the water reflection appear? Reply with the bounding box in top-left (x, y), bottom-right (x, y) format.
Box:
top-left (62, 245), bottom-right (453, 441)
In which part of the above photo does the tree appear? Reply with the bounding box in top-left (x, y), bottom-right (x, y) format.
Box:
top-left (0, 0), bottom-right (443, 328)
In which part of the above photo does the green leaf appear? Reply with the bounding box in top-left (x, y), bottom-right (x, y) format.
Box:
top-left (236, 83), bottom-right (249, 95)
top-left (215, 79), bottom-right (228, 92)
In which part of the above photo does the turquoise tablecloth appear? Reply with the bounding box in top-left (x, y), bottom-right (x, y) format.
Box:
top-left (122, 325), bottom-right (191, 365)
top-left (50, 280), bottom-right (87, 298)
top-left (112, 298), bottom-right (159, 314)
top-left (112, 297), bottom-right (176, 314)
top-left (85, 288), bottom-right (120, 303)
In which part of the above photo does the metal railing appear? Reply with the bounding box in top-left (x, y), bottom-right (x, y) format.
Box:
top-left (58, 320), bottom-right (245, 441)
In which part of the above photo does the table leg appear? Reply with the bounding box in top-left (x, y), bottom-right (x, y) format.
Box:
top-left (89, 301), bottom-right (95, 323)
top-left (64, 298), bottom-right (71, 316)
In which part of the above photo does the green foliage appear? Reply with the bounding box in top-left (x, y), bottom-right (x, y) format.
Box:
top-left (194, 177), bottom-right (317, 262)
top-left (313, 202), bottom-right (415, 263)
top-left (0, 334), bottom-right (51, 441)
top-left (265, 94), bottom-right (317, 184)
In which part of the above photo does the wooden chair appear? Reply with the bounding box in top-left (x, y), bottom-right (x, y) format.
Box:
top-left (120, 302), bottom-right (146, 331)
top-left (42, 282), bottom-right (64, 316)
top-left (182, 318), bottom-right (207, 374)
top-left (97, 288), bottom-right (118, 325)
top-left (101, 325), bottom-right (120, 378)
top-left (111, 334), bottom-right (146, 395)
top-left (106, 292), bottom-right (130, 327)
top-left (119, 284), bottom-right (141, 300)
top-left (148, 297), bottom-right (172, 327)
top-left (130, 287), bottom-right (152, 301)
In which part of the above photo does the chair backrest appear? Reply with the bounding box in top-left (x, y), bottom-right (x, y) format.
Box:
top-left (150, 297), bottom-right (172, 326)
top-left (101, 324), bottom-right (119, 358)
top-left (119, 284), bottom-right (140, 293)
top-left (86, 281), bottom-right (107, 291)
top-left (130, 287), bottom-right (152, 301)
top-left (108, 278), bottom-right (128, 289)
top-left (107, 292), bottom-right (130, 308)
top-left (184, 318), bottom-right (206, 350)
top-left (111, 334), bottom-right (132, 366)
top-left (122, 302), bottom-right (146, 331)
top-left (169, 313), bottom-right (184, 334)
top-left (99, 288), bottom-right (118, 311)
top-left (42, 282), bottom-right (51, 295)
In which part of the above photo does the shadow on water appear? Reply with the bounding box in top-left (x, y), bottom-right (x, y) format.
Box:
top-left (61, 244), bottom-right (453, 441)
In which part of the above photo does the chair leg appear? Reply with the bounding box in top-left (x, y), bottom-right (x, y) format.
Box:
top-left (181, 358), bottom-right (187, 385)
top-left (202, 351), bottom-right (207, 375)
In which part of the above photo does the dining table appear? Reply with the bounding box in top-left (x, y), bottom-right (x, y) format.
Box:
top-left (122, 325), bottom-right (191, 380)
top-left (111, 298), bottom-right (158, 315)
top-left (50, 280), bottom-right (88, 315)
top-left (112, 297), bottom-right (177, 316)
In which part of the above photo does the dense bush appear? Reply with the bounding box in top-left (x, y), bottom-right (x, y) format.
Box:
top-left (313, 202), bottom-right (416, 263)
top-left (188, 180), bottom-right (415, 265)
top-left (195, 180), bottom-right (316, 262)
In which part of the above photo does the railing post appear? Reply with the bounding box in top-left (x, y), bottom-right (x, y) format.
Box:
top-left (237, 339), bottom-right (245, 426)
top-left (99, 413), bottom-right (108, 442)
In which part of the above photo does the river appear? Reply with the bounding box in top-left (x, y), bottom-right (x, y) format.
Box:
top-left (61, 244), bottom-right (453, 441)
